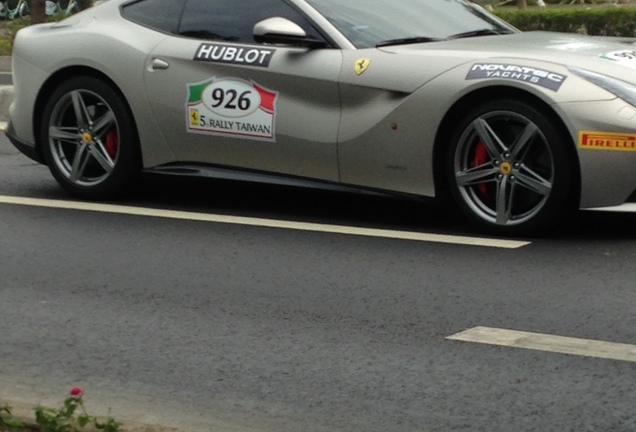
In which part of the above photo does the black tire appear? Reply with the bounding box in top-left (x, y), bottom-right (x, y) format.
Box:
top-left (446, 99), bottom-right (577, 236)
top-left (40, 76), bottom-right (140, 199)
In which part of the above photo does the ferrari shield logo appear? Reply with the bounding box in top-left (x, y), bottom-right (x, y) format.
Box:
top-left (354, 58), bottom-right (371, 76)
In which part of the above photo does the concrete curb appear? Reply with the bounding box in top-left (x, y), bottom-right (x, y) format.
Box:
top-left (0, 85), bottom-right (14, 122)
top-left (0, 55), bottom-right (11, 72)
top-left (0, 56), bottom-right (13, 122)
top-left (4, 399), bottom-right (185, 432)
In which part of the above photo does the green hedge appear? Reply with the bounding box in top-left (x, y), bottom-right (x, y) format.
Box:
top-left (495, 8), bottom-right (636, 36)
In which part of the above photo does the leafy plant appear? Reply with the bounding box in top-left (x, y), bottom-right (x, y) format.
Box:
top-left (34, 388), bottom-right (120, 432)
top-left (495, 5), bottom-right (636, 35)
top-left (0, 402), bottom-right (24, 431)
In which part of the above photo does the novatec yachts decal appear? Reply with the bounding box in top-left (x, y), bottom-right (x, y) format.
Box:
top-left (466, 63), bottom-right (566, 91)
top-left (186, 77), bottom-right (279, 142)
top-left (194, 43), bottom-right (276, 67)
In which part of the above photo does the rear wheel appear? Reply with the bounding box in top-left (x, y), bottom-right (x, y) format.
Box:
top-left (40, 76), bottom-right (139, 199)
top-left (446, 99), bottom-right (577, 236)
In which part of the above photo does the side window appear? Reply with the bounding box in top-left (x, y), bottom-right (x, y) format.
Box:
top-left (179, 0), bottom-right (323, 44)
top-left (121, 0), bottom-right (183, 34)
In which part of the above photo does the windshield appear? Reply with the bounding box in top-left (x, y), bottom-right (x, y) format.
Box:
top-left (303, 0), bottom-right (518, 49)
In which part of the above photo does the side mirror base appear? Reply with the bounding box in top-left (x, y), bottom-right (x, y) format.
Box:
top-left (253, 17), bottom-right (328, 49)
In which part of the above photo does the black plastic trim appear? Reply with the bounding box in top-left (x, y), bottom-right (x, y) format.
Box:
top-left (5, 120), bottom-right (44, 164)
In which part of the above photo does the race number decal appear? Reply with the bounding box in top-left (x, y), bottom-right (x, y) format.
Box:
top-left (186, 77), bottom-right (278, 142)
top-left (600, 50), bottom-right (636, 68)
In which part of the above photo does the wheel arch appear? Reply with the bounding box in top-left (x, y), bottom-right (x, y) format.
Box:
top-left (432, 86), bottom-right (581, 209)
top-left (33, 65), bottom-right (141, 168)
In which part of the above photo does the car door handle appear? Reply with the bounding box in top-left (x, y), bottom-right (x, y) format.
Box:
top-left (151, 58), bottom-right (170, 70)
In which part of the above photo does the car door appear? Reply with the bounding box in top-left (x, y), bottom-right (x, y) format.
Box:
top-left (142, 0), bottom-right (343, 182)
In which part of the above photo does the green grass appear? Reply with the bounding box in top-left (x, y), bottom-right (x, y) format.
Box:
top-left (0, 16), bottom-right (28, 55)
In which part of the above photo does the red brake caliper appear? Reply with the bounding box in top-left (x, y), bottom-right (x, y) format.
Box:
top-left (105, 129), bottom-right (119, 159)
top-left (472, 140), bottom-right (489, 198)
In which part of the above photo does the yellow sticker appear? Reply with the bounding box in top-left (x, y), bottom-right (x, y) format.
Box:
top-left (81, 132), bottom-right (92, 144)
top-left (190, 109), bottom-right (199, 127)
top-left (354, 58), bottom-right (371, 76)
top-left (578, 131), bottom-right (636, 152)
top-left (500, 162), bottom-right (512, 175)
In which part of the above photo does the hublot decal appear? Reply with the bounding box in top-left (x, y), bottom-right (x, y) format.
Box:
top-left (194, 43), bottom-right (276, 67)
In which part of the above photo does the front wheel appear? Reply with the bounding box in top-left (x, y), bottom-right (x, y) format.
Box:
top-left (446, 99), bottom-right (577, 236)
top-left (40, 76), bottom-right (140, 199)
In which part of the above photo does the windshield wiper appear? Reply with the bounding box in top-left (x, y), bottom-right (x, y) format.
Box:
top-left (376, 36), bottom-right (442, 48)
top-left (445, 28), bottom-right (513, 40)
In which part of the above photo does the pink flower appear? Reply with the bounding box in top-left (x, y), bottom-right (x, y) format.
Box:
top-left (69, 387), bottom-right (84, 398)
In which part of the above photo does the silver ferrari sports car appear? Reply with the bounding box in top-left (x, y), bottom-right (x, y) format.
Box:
top-left (8, 0), bottom-right (636, 235)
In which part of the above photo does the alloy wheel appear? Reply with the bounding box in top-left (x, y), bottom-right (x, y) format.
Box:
top-left (47, 89), bottom-right (120, 188)
top-left (453, 110), bottom-right (555, 227)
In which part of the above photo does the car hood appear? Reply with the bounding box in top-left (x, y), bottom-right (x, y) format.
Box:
top-left (379, 31), bottom-right (636, 83)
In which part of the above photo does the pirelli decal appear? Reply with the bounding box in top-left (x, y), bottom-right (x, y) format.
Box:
top-left (579, 131), bottom-right (636, 152)
top-left (466, 63), bottom-right (566, 91)
top-left (194, 43), bottom-right (276, 67)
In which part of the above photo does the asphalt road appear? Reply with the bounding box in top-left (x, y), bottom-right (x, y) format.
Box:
top-left (0, 72), bottom-right (12, 85)
top-left (2, 134), bottom-right (636, 432)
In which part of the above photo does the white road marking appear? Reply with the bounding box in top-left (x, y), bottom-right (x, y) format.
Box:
top-left (447, 326), bottom-right (636, 363)
top-left (586, 203), bottom-right (636, 213)
top-left (0, 121), bottom-right (7, 131)
top-left (0, 195), bottom-right (529, 249)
